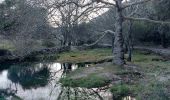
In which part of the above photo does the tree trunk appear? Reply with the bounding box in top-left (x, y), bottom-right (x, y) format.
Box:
top-left (113, 0), bottom-right (125, 65)
top-left (161, 32), bottom-right (167, 48)
top-left (158, 25), bottom-right (167, 48)
top-left (112, 35), bottom-right (115, 54)
top-left (127, 21), bottom-right (133, 62)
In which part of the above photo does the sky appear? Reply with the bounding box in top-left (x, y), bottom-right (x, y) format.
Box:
top-left (0, 0), bottom-right (4, 3)
top-left (0, 0), bottom-right (130, 27)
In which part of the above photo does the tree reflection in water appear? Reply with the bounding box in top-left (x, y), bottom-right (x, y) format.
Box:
top-left (7, 63), bottom-right (50, 89)
top-left (0, 62), bottom-right (114, 100)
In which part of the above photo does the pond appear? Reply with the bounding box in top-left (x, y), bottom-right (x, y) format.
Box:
top-left (0, 61), bottom-right (113, 100)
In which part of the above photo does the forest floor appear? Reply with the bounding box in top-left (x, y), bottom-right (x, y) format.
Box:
top-left (59, 48), bottom-right (170, 100)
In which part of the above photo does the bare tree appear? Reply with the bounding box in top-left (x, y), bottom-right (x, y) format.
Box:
top-left (37, 0), bottom-right (109, 47)
top-left (69, 0), bottom-right (170, 65)
top-left (0, 0), bottom-right (51, 57)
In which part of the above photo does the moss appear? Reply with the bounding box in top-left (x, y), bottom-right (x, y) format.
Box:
top-left (60, 74), bottom-right (111, 88)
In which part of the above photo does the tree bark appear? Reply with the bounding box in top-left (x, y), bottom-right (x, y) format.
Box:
top-left (158, 25), bottom-right (167, 48)
top-left (113, 0), bottom-right (125, 65)
top-left (127, 21), bottom-right (133, 62)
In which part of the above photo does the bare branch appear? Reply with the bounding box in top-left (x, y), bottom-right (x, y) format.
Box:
top-left (99, 0), bottom-right (116, 6)
top-left (124, 16), bottom-right (170, 24)
top-left (84, 30), bottom-right (115, 47)
top-left (68, 0), bottom-right (95, 8)
top-left (123, 0), bottom-right (152, 9)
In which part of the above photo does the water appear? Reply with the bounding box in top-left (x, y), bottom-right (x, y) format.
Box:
top-left (0, 62), bottom-right (113, 100)
top-left (0, 62), bottom-right (64, 100)
top-left (0, 62), bottom-right (135, 100)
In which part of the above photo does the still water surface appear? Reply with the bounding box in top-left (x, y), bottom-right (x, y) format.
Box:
top-left (0, 62), bottom-right (113, 100)
top-left (0, 62), bottom-right (64, 100)
top-left (0, 62), bottom-right (135, 100)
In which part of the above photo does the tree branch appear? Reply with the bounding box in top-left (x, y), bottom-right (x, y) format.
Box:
top-left (68, 0), bottom-right (95, 8)
top-left (84, 30), bottom-right (115, 47)
top-left (123, 0), bottom-right (152, 9)
top-left (99, 0), bottom-right (116, 6)
top-left (124, 16), bottom-right (170, 24)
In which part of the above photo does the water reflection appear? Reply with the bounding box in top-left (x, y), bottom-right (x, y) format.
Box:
top-left (123, 96), bottom-right (136, 100)
top-left (0, 62), bottom-right (63, 100)
top-left (57, 87), bottom-right (113, 100)
top-left (0, 62), bottom-right (118, 100)
top-left (8, 63), bottom-right (50, 89)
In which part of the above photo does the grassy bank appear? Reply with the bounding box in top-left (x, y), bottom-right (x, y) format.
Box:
top-left (57, 48), bottom-right (112, 63)
top-left (59, 48), bottom-right (170, 99)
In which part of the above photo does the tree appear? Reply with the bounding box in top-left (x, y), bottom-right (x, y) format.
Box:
top-left (0, 0), bottom-right (51, 57)
top-left (154, 0), bottom-right (170, 48)
top-left (69, 0), bottom-right (170, 65)
top-left (34, 0), bottom-right (108, 47)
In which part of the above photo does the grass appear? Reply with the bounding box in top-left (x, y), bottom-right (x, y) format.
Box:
top-left (57, 48), bottom-right (112, 63)
top-left (129, 50), bottom-right (170, 99)
top-left (110, 84), bottom-right (131, 99)
top-left (132, 50), bottom-right (170, 74)
top-left (0, 40), bottom-right (15, 51)
top-left (26, 53), bottom-right (59, 62)
top-left (60, 74), bottom-right (111, 88)
top-left (23, 48), bottom-right (112, 62)
top-left (59, 48), bottom-right (170, 99)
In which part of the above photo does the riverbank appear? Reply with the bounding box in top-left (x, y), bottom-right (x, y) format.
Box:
top-left (1, 47), bottom-right (170, 99)
top-left (60, 48), bottom-right (170, 100)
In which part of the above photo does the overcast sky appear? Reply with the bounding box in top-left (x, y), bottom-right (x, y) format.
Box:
top-left (0, 0), bottom-right (4, 3)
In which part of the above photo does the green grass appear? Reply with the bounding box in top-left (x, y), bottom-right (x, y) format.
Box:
top-left (57, 48), bottom-right (112, 63)
top-left (23, 48), bottom-right (112, 62)
top-left (132, 50), bottom-right (170, 74)
top-left (110, 84), bottom-right (131, 99)
top-left (59, 48), bottom-right (170, 99)
top-left (60, 74), bottom-right (111, 88)
top-left (129, 50), bottom-right (170, 99)
top-left (26, 53), bottom-right (59, 62)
